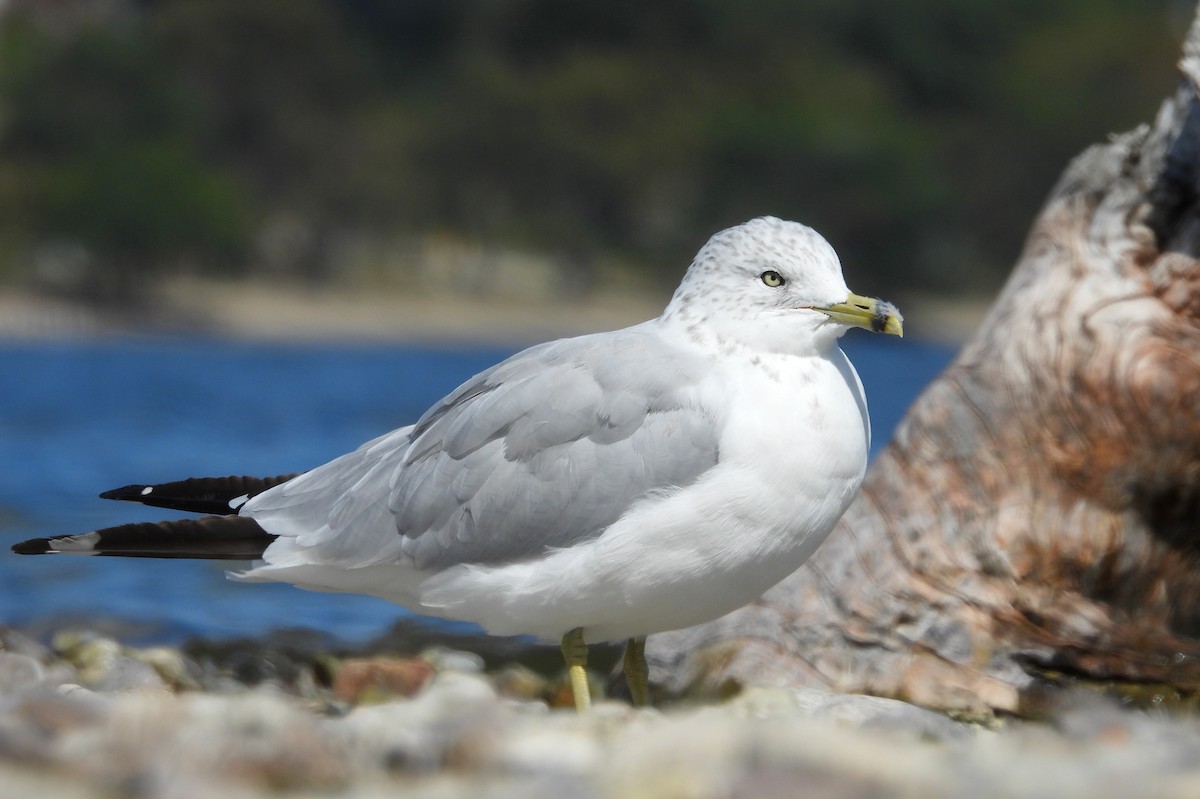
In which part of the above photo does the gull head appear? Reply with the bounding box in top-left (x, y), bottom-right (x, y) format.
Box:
top-left (662, 216), bottom-right (903, 355)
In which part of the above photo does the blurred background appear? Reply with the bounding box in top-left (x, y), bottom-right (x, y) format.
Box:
top-left (0, 0), bottom-right (1192, 642)
top-left (0, 0), bottom-right (1191, 339)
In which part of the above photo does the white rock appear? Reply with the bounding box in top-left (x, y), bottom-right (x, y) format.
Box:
top-left (420, 646), bottom-right (486, 674)
top-left (0, 652), bottom-right (44, 695)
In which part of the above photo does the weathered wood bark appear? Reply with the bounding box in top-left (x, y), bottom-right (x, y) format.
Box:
top-left (649, 9), bottom-right (1200, 715)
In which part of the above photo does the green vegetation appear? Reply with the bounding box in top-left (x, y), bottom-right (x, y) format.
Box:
top-left (0, 0), bottom-right (1184, 301)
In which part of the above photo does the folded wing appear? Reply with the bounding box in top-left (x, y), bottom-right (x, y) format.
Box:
top-left (244, 326), bottom-right (721, 573)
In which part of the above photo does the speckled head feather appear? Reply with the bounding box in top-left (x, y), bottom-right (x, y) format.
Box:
top-left (662, 216), bottom-right (854, 354)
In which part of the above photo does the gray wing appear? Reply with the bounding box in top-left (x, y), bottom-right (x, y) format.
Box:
top-left (392, 325), bottom-right (719, 570)
top-left (244, 325), bottom-right (720, 572)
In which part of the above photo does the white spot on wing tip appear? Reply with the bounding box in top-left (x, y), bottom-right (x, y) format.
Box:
top-left (140, 486), bottom-right (153, 496)
top-left (229, 493), bottom-right (250, 510)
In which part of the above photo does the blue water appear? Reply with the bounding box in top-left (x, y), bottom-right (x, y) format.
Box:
top-left (0, 334), bottom-right (955, 644)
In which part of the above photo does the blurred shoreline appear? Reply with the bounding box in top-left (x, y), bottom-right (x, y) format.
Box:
top-left (0, 278), bottom-right (987, 345)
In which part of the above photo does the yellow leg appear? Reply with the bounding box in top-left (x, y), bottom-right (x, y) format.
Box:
top-left (624, 636), bottom-right (650, 707)
top-left (561, 627), bottom-right (591, 712)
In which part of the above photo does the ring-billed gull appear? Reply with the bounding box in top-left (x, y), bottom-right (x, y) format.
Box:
top-left (14, 216), bottom-right (903, 710)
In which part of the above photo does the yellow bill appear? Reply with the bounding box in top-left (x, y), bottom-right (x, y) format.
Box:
top-left (808, 292), bottom-right (903, 337)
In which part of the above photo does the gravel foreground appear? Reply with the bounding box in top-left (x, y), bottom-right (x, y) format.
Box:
top-left (2, 624), bottom-right (1199, 799)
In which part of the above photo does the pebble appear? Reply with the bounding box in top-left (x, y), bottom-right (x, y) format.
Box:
top-left (332, 656), bottom-right (435, 704)
top-left (492, 663), bottom-right (550, 701)
top-left (723, 685), bottom-right (973, 742)
top-left (131, 646), bottom-right (201, 691)
top-left (421, 646), bottom-right (487, 674)
top-left (0, 653), bottom-right (44, 696)
top-left (3, 624), bottom-right (1200, 798)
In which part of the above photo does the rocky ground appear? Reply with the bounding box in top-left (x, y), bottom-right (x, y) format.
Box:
top-left (2, 623), bottom-right (1199, 799)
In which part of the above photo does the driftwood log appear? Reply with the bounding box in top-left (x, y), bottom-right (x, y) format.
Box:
top-left (649, 8), bottom-right (1200, 715)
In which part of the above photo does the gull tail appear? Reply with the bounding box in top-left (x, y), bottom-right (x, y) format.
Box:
top-left (11, 515), bottom-right (275, 560)
top-left (99, 474), bottom-right (298, 515)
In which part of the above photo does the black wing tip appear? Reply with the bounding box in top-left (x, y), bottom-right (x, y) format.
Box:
top-left (12, 537), bottom-right (55, 555)
top-left (99, 484), bottom-right (150, 502)
top-left (11, 530), bottom-right (100, 555)
top-left (97, 475), bottom-right (300, 515)
top-left (12, 518), bottom-right (274, 560)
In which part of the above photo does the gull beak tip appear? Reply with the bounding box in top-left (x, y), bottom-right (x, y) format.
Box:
top-left (825, 293), bottom-right (904, 337)
top-left (880, 306), bottom-right (904, 337)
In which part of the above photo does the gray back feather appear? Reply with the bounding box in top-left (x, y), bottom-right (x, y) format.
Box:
top-left (393, 326), bottom-right (719, 569)
top-left (247, 325), bottom-right (721, 572)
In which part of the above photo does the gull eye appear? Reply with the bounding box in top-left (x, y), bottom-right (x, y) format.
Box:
top-left (760, 270), bottom-right (785, 288)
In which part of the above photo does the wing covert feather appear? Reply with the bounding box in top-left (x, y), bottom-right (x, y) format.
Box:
top-left (246, 326), bottom-right (721, 573)
top-left (392, 327), bottom-right (720, 570)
